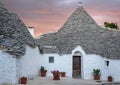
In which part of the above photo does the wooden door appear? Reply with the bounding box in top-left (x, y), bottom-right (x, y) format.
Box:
top-left (73, 56), bottom-right (81, 78)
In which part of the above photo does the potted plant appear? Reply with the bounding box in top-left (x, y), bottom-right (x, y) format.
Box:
top-left (108, 76), bottom-right (113, 82)
top-left (60, 72), bottom-right (66, 77)
top-left (40, 66), bottom-right (47, 77)
top-left (51, 70), bottom-right (60, 80)
top-left (93, 69), bottom-right (101, 80)
top-left (20, 76), bottom-right (27, 84)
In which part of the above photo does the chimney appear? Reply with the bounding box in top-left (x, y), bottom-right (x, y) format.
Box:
top-left (28, 27), bottom-right (34, 37)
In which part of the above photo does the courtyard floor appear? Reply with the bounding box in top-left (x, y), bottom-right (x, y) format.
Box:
top-left (18, 77), bottom-right (120, 85)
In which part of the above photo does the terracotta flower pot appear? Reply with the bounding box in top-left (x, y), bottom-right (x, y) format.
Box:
top-left (53, 73), bottom-right (60, 80)
top-left (94, 74), bottom-right (100, 80)
top-left (41, 70), bottom-right (47, 77)
top-left (61, 72), bottom-right (66, 77)
top-left (20, 77), bottom-right (27, 84)
top-left (108, 76), bottom-right (112, 82)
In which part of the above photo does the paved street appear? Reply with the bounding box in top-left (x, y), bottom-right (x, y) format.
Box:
top-left (18, 77), bottom-right (103, 85)
top-left (1, 77), bottom-right (120, 85)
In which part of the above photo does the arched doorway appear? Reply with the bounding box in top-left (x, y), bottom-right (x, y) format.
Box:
top-left (73, 51), bottom-right (81, 78)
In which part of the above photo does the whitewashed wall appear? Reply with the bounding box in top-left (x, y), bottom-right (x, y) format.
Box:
top-left (19, 46), bottom-right (40, 79)
top-left (72, 45), bottom-right (120, 82)
top-left (83, 54), bottom-right (120, 82)
top-left (1, 44), bottom-right (120, 84)
top-left (39, 54), bottom-right (72, 77)
top-left (83, 54), bottom-right (106, 80)
top-left (0, 46), bottom-right (40, 84)
top-left (16, 56), bottom-right (22, 83)
top-left (0, 50), bottom-right (16, 84)
top-left (107, 59), bottom-right (120, 82)
top-left (39, 46), bottom-right (85, 78)
top-left (39, 45), bottom-right (120, 82)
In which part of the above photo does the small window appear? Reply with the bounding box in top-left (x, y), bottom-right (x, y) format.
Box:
top-left (49, 57), bottom-right (54, 63)
top-left (105, 60), bottom-right (109, 66)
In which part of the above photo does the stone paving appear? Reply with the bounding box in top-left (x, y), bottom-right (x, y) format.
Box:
top-left (1, 77), bottom-right (120, 85)
top-left (17, 77), bottom-right (120, 85)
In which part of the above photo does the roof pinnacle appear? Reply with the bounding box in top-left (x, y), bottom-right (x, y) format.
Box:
top-left (78, 2), bottom-right (82, 7)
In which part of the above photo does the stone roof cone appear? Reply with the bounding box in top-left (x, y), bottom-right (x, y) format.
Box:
top-left (0, 1), bottom-right (35, 56)
top-left (58, 2), bottom-right (99, 34)
top-left (33, 3), bottom-right (120, 59)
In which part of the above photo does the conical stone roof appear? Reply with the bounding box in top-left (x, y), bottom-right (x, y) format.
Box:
top-left (0, 1), bottom-right (35, 56)
top-left (37, 5), bottom-right (120, 59)
top-left (58, 6), bottom-right (99, 34)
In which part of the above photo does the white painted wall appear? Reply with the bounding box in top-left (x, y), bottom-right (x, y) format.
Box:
top-left (0, 46), bottom-right (41, 84)
top-left (71, 45), bottom-right (120, 82)
top-left (1, 44), bottom-right (120, 84)
top-left (107, 59), bottom-right (120, 82)
top-left (16, 56), bottom-right (22, 83)
top-left (83, 54), bottom-right (120, 82)
top-left (39, 46), bottom-right (86, 78)
top-left (39, 45), bottom-right (120, 82)
top-left (83, 54), bottom-right (106, 80)
top-left (0, 50), bottom-right (16, 84)
top-left (19, 46), bottom-right (40, 79)
top-left (39, 54), bottom-right (72, 77)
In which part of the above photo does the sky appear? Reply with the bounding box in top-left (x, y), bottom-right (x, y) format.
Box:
top-left (1, 0), bottom-right (120, 37)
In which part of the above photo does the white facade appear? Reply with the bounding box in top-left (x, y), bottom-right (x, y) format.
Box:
top-left (1, 45), bottom-right (120, 84)
top-left (0, 46), bottom-right (40, 84)
top-left (39, 45), bottom-right (120, 82)
top-left (83, 54), bottom-right (120, 81)
top-left (19, 46), bottom-right (40, 79)
top-left (39, 54), bottom-right (72, 77)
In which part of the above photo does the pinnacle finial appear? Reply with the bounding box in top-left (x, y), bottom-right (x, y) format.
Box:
top-left (78, 2), bottom-right (82, 7)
